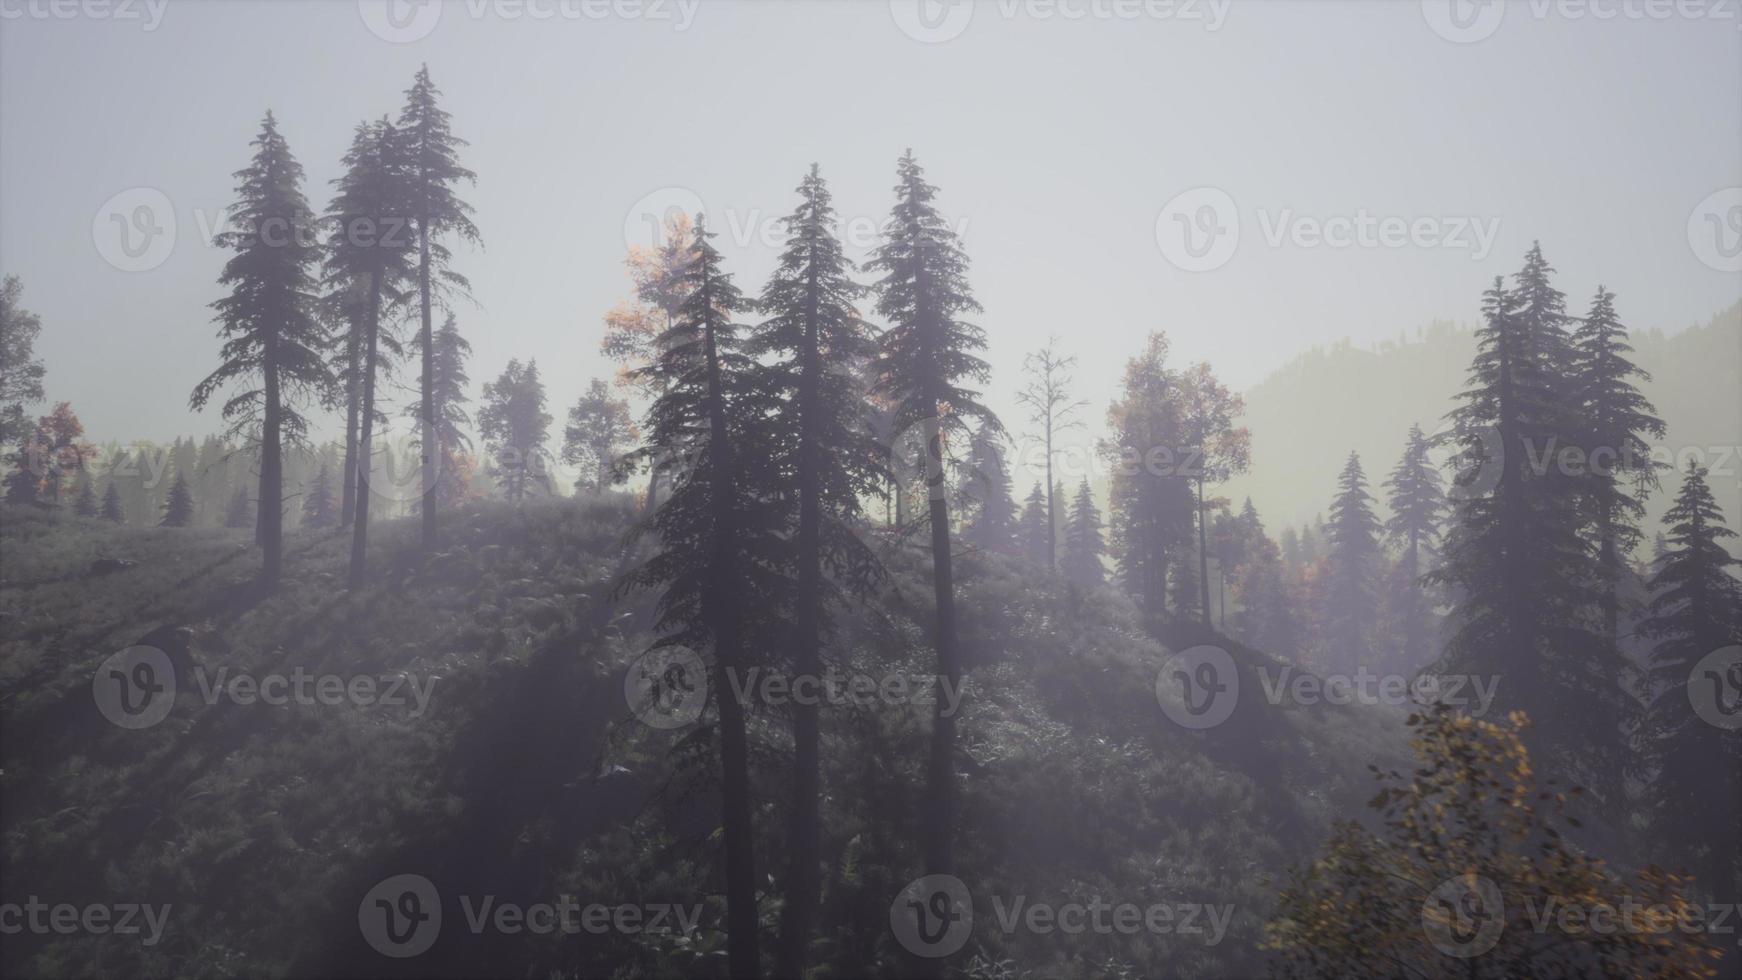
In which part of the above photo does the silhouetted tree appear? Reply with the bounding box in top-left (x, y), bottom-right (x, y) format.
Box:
top-left (959, 421), bottom-right (1018, 556)
top-left (479, 358), bottom-right (552, 501)
top-left (100, 481), bottom-right (125, 523)
top-left (1322, 452), bottom-right (1381, 672)
top-left (0, 275), bottom-right (46, 448)
top-left (1015, 337), bottom-right (1086, 570)
top-left (160, 473), bottom-right (194, 527)
top-left (1018, 481), bottom-right (1048, 565)
top-left (1061, 478), bottom-right (1106, 587)
top-left (1176, 362), bottom-right (1249, 626)
top-left (1381, 424), bottom-right (1446, 673)
top-left (409, 311), bottom-right (473, 508)
top-left (302, 463), bottom-right (336, 529)
top-left (562, 378), bottom-right (635, 493)
top-left (1104, 332), bottom-right (1194, 630)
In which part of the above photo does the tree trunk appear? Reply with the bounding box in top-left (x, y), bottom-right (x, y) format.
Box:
top-left (922, 413), bottom-right (959, 877)
top-left (1197, 473), bottom-right (1211, 627)
top-left (418, 215), bottom-right (437, 549)
top-left (349, 269), bottom-right (383, 590)
top-left (777, 270), bottom-right (824, 980)
top-left (260, 327), bottom-right (283, 587)
top-left (1044, 426), bottom-right (1056, 571)
top-left (340, 320), bottom-right (361, 527)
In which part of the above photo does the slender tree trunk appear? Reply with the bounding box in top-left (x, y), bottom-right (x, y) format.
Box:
top-left (1197, 472), bottom-right (1211, 627)
top-left (260, 329), bottom-right (283, 587)
top-left (778, 271), bottom-right (824, 980)
top-left (644, 461), bottom-right (661, 515)
top-left (349, 269), bottom-right (383, 590)
top-left (340, 320), bottom-right (361, 527)
top-left (922, 412), bottom-right (960, 877)
top-left (418, 215), bottom-right (437, 549)
top-left (700, 281), bottom-right (760, 980)
top-left (1045, 425), bottom-right (1055, 571)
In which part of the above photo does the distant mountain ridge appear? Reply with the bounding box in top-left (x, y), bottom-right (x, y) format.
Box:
top-left (1225, 302), bottom-right (1742, 542)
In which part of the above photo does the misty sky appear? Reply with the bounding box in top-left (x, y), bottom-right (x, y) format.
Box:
top-left (2, 0), bottom-right (1738, 481)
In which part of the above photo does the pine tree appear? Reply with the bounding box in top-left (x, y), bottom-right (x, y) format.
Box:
top-left (1104, 332), bottom-right (1194, 630)
top-left (1570, 287), bottom-right (1665, 649)
top-left (409, 311), bottom-right (474, 508)
top-left (1637, 463), bottom-right (1742, 898)
top-left (603, 212), bottom-right (692, 514)
top-left (160, 473), bottom-right (194, 527)
top-left (302, 463), bottom-right (336, 529)
top-left (100, 482), bottom-right (125, 523)
top-left (0, 275), bottom-right (46, 449)
top-left (324, 117), bottom-right (413, 588)
top-left (1019, 481), bottom-right (1049, 565)
top-left (73, 470), bottom-right (98, 517)
top-left (1381, 424), bottom-right (1447, 673)
top-left (1322, 452), bottom-right (1381, 673)
top-left (960, 422), bottom-right (1018, 556)
top-left (1430, 249), bottom-right (1622, 796)
top-left (1015, 337), bottom-right (1086, 571)
top-left (479, 359), bottom-right (552, 501)
top-left (1061, 479), bottom-right (1106, 587)
top-left (399, 65), bottom-right (479, 549)
top-left (620, 215), bottom-right (781, 978)
top-left (867, 150), bottom-right (999, 879)
top-left (562, 378), bottom-right (636, 493)
top-left (191, 112), bottom-right (329, 588)
top-left (748, 165), bottom-right (886, 979)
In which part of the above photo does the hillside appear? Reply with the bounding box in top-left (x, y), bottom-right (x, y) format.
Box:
top-left (1226, 303), bottom-right (1742, 537)
top-left (0, 499), bottom-right (1407, 979)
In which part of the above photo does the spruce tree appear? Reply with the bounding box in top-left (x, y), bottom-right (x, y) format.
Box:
top-left (478, 359), bottom-right (552, 501)
top-left (73, 471), bottom-right (98, 517)
top-left (748, 165), bottom-right (885, 979)
top-left (410, 311), bottom-right (473, 508)
top-left (399, 65), bottom-right (479, 549)
top-left (190, 112), bottom-right (328, 588)
top-left (100, 482), bottom-right (125, 523)
top-left (1061, 478), bottom-right (1107, 587)
top-left (867, 150), bottom-right (999, 879)
top-left (1322, 452), bottom-right (1381, 673)
top-left (1637, 463), bottom-right (1742, 898)
top-left (1019, 482), bottom-right (1049, 565)
top-left (1382, 424), bottom-right (1447, 672)
top-left (620, 215), bottom-right (781, 978)
top-left (959, 421), bottom-right (1018, 555)
top-left (602, 213), bottom-right (692, 514)
top-left (1014, 337), bottom-right (1086, 570)
top-left (302, 463), bottom-right (336, 529)
top-left (562, 378), bottom-right (636, 493)
top-left (1570, 287), bottom-right (1665, 648)
top-left (1104, 332), bottom-right (1194, 630)
top-left (0, 275), bottom-right (46, 448)
top-left (160, 473), bottom-right (194, 527)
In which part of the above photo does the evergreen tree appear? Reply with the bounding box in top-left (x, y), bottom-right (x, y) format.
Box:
top-left (747, 165), bottom-right (886, 978)
top-left (1104, 332), bottom-right (1194, 630)
top-left (478, 358), bottom-right (552, 501)
top-left (302, 463), bottom-right (336, 529)
top-left (0, 275), bottom-right (46, 448)
top-left (324, 117), bottom-right (413, 587)
top-left (160, 473), bottom-right (194, 527)
top-left (73, 470), bottom-right (98, 517)
top-left (1177, 362), bottom-right (1250, 626)
top-left (1322, 452), bottom-right (1382, 673)
top-left (562, 378), bottom-right (636, 493)
top-left (1014, 337), bottom-right (1086, 570)
top-left (191, 112), bottom-right (329, 588)
top-left (620, 215), bottom-right (782, 978)
top-left (602, 212), bottom-right (692, 514)
top-left (399, 65), bottom-right (479, 549)
top-left (1637, 463), bottom-right (1742, 898)
top-left (1570, 287), bottom-right (1665, 648)
top-left (1061, 478), bottom-right (1106, 587)
top-left (100, 481), bottom-right (125, 523)
top-left (224, 486), bottom-right (253, 529)
top-left (409, 311), bottom-right (474, 508)
top-left (959, 421), bottom-right (1018, 555)
top-left (1018, 481), bottom-right (1049, 564)
top-left (867, 150), bottom-right (999, 879)
top-left (1381, 424), bottom-right (1447, 673)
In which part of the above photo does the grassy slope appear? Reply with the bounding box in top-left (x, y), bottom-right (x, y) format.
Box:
top-left (0, 499), bottom-right (1403, 979)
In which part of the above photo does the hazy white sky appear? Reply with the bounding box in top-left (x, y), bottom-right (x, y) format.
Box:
top-left (2, 0), bottom-right (1738, 482)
